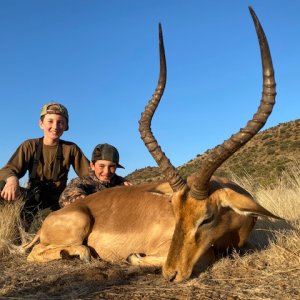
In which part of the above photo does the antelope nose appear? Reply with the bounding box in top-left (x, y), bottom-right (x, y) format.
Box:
top-left (165, 271), bottom-right (177, 282)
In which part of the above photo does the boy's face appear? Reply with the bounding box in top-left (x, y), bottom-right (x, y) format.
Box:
top-left (90, 160), bottom-right (117, 182)
top-left (39, 113), bottom-right (67, 142)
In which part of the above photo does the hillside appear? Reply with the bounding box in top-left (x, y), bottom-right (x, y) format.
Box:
top-left (126, 119), bottom-right (300, 186)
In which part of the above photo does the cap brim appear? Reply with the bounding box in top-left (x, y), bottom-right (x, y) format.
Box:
top-left (117, 163), bottom-right (125, 169)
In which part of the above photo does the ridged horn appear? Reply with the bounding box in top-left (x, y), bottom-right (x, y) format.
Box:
top-left (190, 6), bottom-right (276, 200)
top-left (139, 24), bottom-right (186, 191)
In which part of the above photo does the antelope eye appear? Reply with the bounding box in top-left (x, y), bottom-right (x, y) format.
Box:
top-left (199, 214), bottom-right (214, 227)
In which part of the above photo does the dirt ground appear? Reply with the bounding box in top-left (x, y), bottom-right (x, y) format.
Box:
top-left (0, 254), bottom-right (213, 299)
top-left (1, 244), bottom-right (299, 300)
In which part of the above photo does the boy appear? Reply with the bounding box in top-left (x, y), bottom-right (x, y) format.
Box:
top-left (59, 143), bottom-right (131, 207)
top-left (0, 102), bottom-right (90, 230)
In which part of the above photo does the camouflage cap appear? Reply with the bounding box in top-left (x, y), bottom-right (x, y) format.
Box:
top-left (40, 102), bottom-right (69, 130)
top-left (91, 143), bottom-right (125, 169)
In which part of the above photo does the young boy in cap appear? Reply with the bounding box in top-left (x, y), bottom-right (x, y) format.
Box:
top-left (59, 143), bottom-right (131, 207)
top-left (0, 102), bottom-right (90, 231)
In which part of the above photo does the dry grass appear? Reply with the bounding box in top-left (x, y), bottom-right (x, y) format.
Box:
top-left (0, 197), bottom-right (31, 257)
top-left (0, 164), bottom-right (299, 299)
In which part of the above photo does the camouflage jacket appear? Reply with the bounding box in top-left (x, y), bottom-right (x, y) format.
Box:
top-left (59, 170), bottom-right (126, 207)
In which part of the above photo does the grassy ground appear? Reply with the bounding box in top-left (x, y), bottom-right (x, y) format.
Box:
top-left (0, 165), bottom-right (299, 299)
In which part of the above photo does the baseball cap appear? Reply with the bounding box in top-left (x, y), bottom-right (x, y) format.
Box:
top-left (40, 102), bottom-right (69, 130)
top-left (91, 143), bottom-right (125, 169)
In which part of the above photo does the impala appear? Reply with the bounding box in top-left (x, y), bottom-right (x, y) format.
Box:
top-left (25, 7), bottom-right (280, 282)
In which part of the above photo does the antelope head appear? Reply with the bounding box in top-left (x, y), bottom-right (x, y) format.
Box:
top-left (139, 7), bottom-right (278, 282)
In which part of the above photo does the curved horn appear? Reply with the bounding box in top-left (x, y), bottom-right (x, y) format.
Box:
top-left (139, 24), bottom-right (186, 191)
top-left (190, 6), bottom-right (276, 199)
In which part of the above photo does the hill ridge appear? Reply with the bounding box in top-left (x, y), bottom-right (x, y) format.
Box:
top-left (126, 119), bottom-right (300, 186)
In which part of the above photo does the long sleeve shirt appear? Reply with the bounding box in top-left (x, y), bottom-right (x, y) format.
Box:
top-left (0, 138), bottom-right (90, 197)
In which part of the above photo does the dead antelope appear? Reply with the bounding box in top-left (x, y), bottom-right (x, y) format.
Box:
top-left (25, 7), bottom-right (280, 282)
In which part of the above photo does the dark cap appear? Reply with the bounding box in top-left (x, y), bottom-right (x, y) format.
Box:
top-left (91, 143), bottom-right (124, 169)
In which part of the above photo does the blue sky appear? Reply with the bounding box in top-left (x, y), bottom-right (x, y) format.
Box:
top-left (0, 0), bottom-right (299, 181)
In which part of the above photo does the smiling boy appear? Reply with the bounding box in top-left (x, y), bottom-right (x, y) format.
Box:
top-left (0, 102), bottom-right (90, 230)
top-left (59, 143), bottom-right (131, 207)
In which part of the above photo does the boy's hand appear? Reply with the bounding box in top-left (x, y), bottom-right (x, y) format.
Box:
top-left (0, 176), bottom-right (20, 201)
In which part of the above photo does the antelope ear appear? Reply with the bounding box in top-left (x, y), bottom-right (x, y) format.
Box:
top-left (219, 189), bottom-right (283, 220)
top-left (147, 182), bottom-right (173, 196)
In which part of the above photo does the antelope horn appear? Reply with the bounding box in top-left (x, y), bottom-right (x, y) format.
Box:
top-left (190, 6), bottom-right (276, 199)
top-left (139, 24), bottom-right (186, 191)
